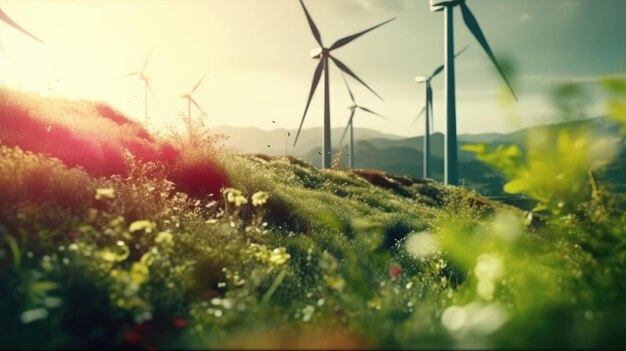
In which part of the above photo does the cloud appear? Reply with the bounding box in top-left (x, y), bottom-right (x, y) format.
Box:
top-left (518, 13), bottom-right (531, 22)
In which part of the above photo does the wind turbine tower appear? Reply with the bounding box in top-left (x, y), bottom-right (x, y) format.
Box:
top-left (430, 0), bottom-right (517, 185)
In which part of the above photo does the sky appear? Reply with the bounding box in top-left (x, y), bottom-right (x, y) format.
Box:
top-left (1, 0), bottom-right (626, 137)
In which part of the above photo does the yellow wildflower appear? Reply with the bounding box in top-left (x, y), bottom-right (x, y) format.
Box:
top-left (155, 231), bottom-right (173, 245)
top-left (95, 187), bottom-right (115, 200)
top-left (251, 191), bottom-right (270, 206)
top-left (129, 220), bottom-right (156, 233)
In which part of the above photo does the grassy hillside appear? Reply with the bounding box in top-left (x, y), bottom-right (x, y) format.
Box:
top-left (1, 92), bottom-right (625, 349)
top-left (1, 148), bottom-right (625, 348)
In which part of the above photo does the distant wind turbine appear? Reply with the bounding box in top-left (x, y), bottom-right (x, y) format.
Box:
top-left (0, 7), bottom-right (43, 50)
top-left (294, 0), bottom-right (395, 169)
top-left (413, 45), bottom-right (468, 179)
top-left (181, 72), bottom-right (208, 141)
top-left (339, 74), bottom-right (388, 169)
top-left (430, 0), bottom-right (517, 185)
top-left (122, 49), bottom-right (155, 126)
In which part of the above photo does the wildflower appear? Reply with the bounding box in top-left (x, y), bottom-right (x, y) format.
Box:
top-left (67, 231), bottom-right (80, 240)
top-left (269, 247), bottom-right (291, 266)
top-left (95, 187), bottom-right (115, 200)
top-left (155, 231), bottom-right (173, 245)
top-left (129, 220), bottom-right (156, 233)
top-left (223, 188), bottom-right (248, 207)
top-left (172, 317), bottom-right (188, 328)
top-left (405, 232), bottom-right (438, 258)
top-left (206, 289), bottom-right (222, 298)
top-left (389, 265), bottom-right (403, 280)
top-left (123, 330), bottom-right (143, 346)
top-left (130, 262), bottom-right (150, 284)
top-left (251, 191), bottom-right (270, 206)
top-left (99, 241), bottom-right (130, 262)
top-left (133, 322), bottom-right (152, 334)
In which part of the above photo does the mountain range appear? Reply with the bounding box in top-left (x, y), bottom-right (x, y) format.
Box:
top-left (212, 117), bottom-right (625, 197)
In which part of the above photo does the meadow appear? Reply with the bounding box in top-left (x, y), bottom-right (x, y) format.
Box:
top-left (0, 76), bottom-right (625, 349)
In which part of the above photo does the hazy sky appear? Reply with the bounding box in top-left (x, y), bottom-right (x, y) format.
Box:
top-left (1, 0), bottom-right (626, 137)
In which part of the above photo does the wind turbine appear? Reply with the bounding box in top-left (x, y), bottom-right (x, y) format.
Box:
top-left (430, 0), bottom-right (517, 185)
top-left (413, 45), bottom-right (468, 179)
top-left (338, 74), bottom-right (388, 169)
top-left (294, 0), bottom-right (395, 169)
top-left (180, 72), bottom-right (208, 142)
top-left (0, 7), bottom-right (43, 50)
top-left (122, 50), bottom-right (155, 126)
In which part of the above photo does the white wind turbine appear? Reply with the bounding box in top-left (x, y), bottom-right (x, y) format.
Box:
top-left (180, 72), bottom-right (208, 141)
top-left (122, 49), bottom-right (155, 126)
top-left (413, 46), bottom-right (468, 179)
top-left (430, 0), bottom-right (517, 185)
top-left (338, 74), bottom-right (388, 169)
top-left (294, 0), bottom-right (395, 169)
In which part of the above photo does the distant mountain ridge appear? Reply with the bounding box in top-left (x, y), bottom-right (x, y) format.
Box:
top-left (212, 117), bottom-right (625, 196)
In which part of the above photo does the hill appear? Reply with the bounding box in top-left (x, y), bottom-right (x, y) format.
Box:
top-left (215, 117), bottom-right (626, 196)
top-left (1, 144), bottom-right (625, 349)
top-left (1, 91), bottom-right (625, 349)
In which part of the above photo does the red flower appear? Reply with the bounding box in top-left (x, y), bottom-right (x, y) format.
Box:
top-left (389, 265), bottom-right (403, 280)
top-left (67, 231), bottom-right (80, 240)
top-left (123, 330), bottom-right (143, 346)
top-left (133, 322), bottom-right (152, 334)
top-left (201, 289), bottom-right (222, 299)
top-left (172, 317), bottom-right (188, 328)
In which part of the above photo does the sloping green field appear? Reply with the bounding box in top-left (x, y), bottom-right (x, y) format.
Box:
top-left (1, 145), bottom-right (624, 349)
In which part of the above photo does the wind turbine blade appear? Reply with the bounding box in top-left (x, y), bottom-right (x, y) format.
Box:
top-left (293, 60), bottom-right (324, 147)
top-left (339, 110), bottom-right (356, 146)
top-left (299, 0), bottom-right (323, 47)
top-left (460, 2), bottom-right (517, 101)
top-left (431, 45), bottom-right (469, 79)
top-left (341, 72), bottom-right (355, 104)
top-left (330, 56), bottom-right (383, 101)
top-left (0, 8), bottom-right (44, 43)
top-left (357, 106), bottom-right (388, 120)
top-left (329, 17), bottom-right (396, 51)
top-left (143, 47), bottom-right (154, 71)
top-left (190, 98), bottom-right (205, 115)
top-left (191, 71), bottom-right (208, 95)
top-left (411, 106), bottom-right (426, 126)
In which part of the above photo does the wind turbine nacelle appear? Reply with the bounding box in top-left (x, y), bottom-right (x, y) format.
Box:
top-left (415, 76), bottom-right (429, 83)
top-left (430, 0), bottom-right (460, 12)
top-left (309, 47), bottom-right (325, 59)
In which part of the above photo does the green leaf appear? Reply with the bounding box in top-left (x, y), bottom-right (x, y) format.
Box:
top-left (504, 178), bottom-right (530, 194)
top-left (3, 235), bottom-right (21, 269)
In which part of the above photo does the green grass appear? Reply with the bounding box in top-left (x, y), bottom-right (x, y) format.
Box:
top-left (0, 145), bottom-right (625, 349)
